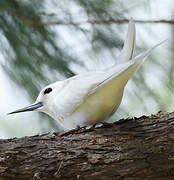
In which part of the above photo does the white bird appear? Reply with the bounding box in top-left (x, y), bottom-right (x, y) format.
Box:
top-left (9, 19), bottom-right (164, 130)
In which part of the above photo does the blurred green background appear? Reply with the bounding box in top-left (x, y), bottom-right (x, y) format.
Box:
top-left (0, 0), bottom-right (173, 138)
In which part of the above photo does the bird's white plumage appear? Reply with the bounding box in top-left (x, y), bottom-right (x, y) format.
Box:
top-left (9, 19), bottom-right (165, 130)
top-left (119, 18), bottom-right (135, 63)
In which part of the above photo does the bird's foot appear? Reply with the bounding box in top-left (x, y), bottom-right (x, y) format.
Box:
top-left (90, 122), bottom-right (114, 128)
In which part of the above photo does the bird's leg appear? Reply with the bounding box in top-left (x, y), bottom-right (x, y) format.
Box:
top-left (92, 123), bottom-right (103, 128)
top-left (81, 122), bottom-right (108, 129)
top-left (80, 122), bottom-right (114, 130)
top-left (76, 125), bottom-right (81, 129)
top-left (92, 122), bottom-right (114, 128)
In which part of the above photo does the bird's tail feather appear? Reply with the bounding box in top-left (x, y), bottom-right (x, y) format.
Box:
top-left (119, 18), bottom-right (136, 63)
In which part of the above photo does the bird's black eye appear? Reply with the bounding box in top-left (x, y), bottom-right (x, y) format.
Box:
top-left (44, 88), bottom-right (52, 95)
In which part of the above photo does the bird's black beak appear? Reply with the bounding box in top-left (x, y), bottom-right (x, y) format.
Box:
top-left (8, 102), bottom-right (43, 115)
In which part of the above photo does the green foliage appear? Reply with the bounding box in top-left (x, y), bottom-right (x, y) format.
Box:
top-left (0, 0), bottom-right (76, 100)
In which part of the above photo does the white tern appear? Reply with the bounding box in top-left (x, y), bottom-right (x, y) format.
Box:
top-left (9, 19), bottom-right (165, 130)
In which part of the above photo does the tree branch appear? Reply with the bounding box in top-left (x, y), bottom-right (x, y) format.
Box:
top-left (0, 112), bottom-right (174, 180)
top-left (1, 8), bottom-right (174, 26)
top-left (30, 19), bottom-right (174, 26)
top-left (14, 18), bottom-right (174, 26)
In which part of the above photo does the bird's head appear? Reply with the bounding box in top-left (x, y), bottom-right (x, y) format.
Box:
top-left (8, 81), bottom-right (64, 115)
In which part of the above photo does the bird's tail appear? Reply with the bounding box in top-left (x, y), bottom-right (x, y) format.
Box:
top-left (119, 18), bottom-right (136, 63)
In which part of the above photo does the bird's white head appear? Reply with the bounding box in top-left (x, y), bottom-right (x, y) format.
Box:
top-left (8, 81), bottom-right (64, 116)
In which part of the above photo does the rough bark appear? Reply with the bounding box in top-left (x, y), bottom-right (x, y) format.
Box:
top-left (0, 112), bottom-right (174, 180)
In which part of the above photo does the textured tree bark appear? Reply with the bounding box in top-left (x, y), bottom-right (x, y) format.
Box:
top-left (0, 112), bottom-right (174, 180)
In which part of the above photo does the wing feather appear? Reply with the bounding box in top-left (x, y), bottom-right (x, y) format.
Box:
top-left (56, 41), bottom-right (165, 119)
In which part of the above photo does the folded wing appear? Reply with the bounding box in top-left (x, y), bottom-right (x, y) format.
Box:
top-left (57, 41), bottom-right (164, 120)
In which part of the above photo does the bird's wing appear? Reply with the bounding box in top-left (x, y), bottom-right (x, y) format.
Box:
top-left (90, 40), bottom-right (165, 94)
top-left (118, 18), bottom-right (136, 63)
top-left (56, 41), bottom-right (164, 118)
top-left (56, 60), bottom-right (138, 118)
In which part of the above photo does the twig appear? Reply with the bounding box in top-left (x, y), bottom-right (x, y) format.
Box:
top-left (0, 8), bottom-right (174, 26)
top-left (34, 19), bottom-right (174, 26)
top-left (12, 19), bottom-right (174, 26)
